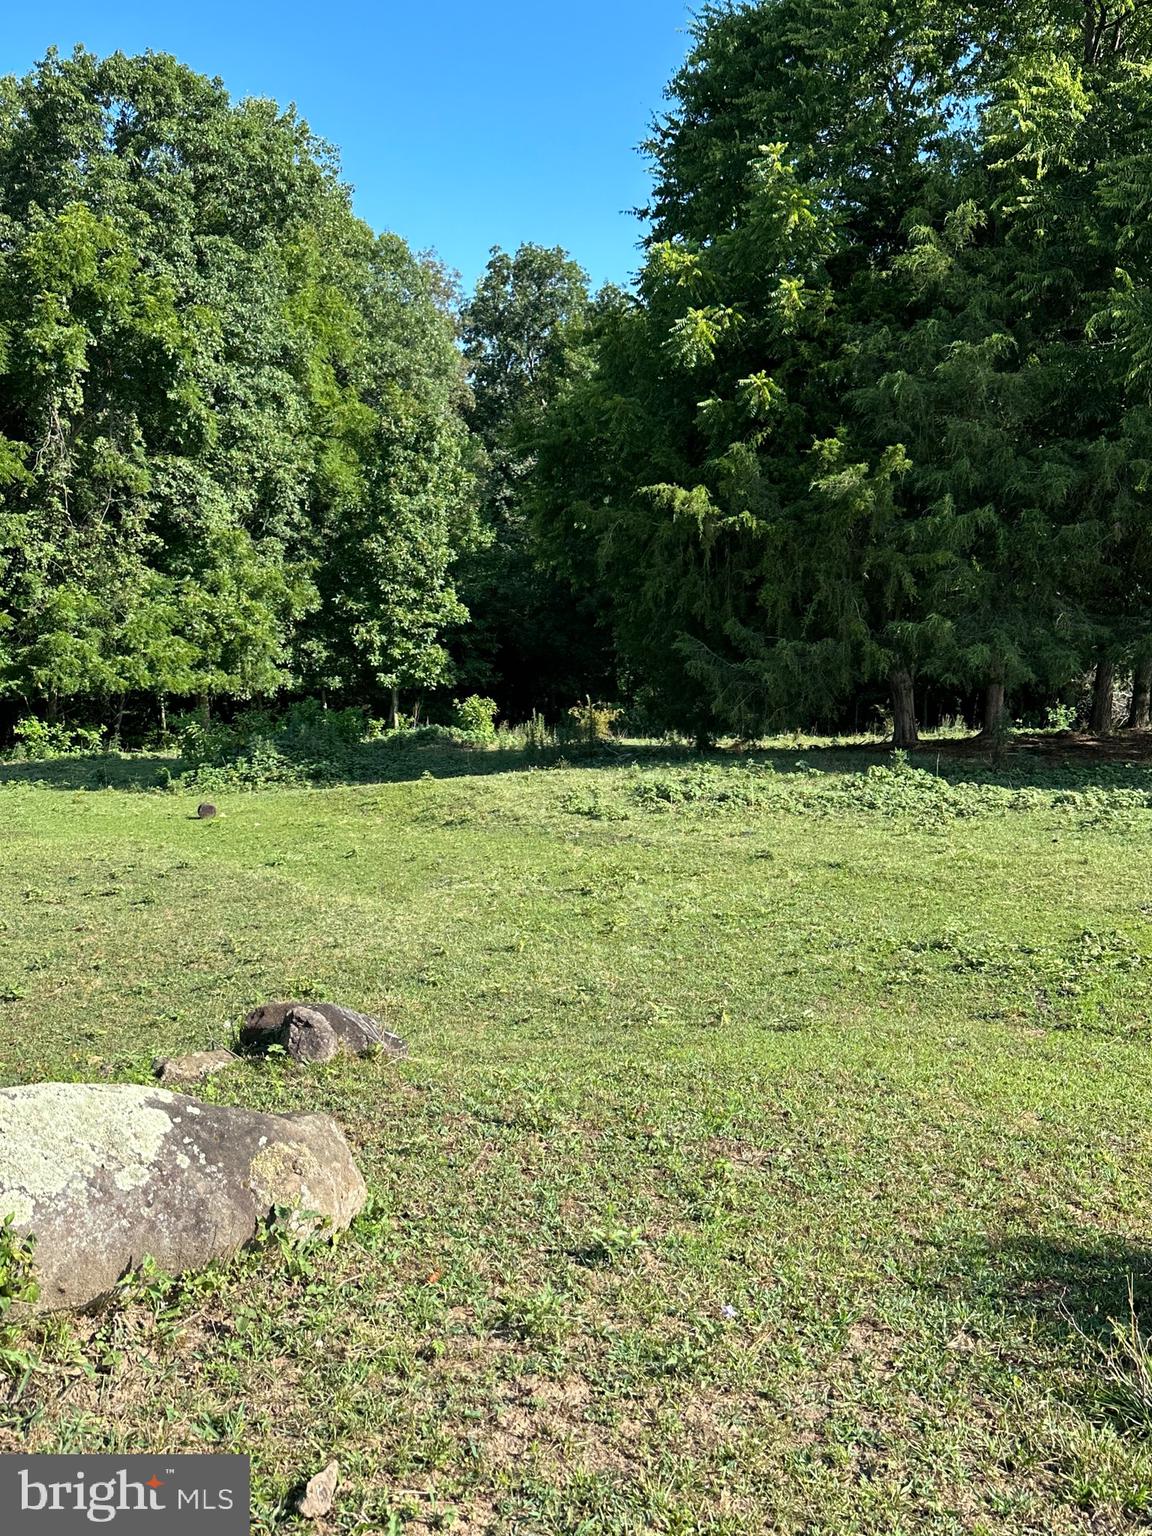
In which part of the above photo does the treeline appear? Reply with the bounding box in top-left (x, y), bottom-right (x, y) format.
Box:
top-left (8, 6), bottom-right (1152, 750)
top-left (0, 49), bottom-right (474, 741)
top-left (526, 0), bottom-right (1152, 746)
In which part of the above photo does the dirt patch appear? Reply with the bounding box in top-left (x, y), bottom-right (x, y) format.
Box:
top-left (918, 730), bottom-right (1152, 764)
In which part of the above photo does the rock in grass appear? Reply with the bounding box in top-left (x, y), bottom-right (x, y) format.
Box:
top-left (153, 1048), bottom-right (238, 1087)
top-left (0, 1083), bottom-right (366, 1310)
top-left (241, 1001), bottom-right (407, 1063)
top-left (275, 1007), bottom-right (341, 1064)
top-left (295, 1460), bottom-right (339, 1518)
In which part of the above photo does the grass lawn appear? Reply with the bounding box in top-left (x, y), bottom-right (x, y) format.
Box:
top-left (4, 741), bottom-right (1152, 1533)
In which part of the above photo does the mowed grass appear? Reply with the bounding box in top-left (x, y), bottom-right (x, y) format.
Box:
top-left (4, 743), bottom-right (1152, 1532)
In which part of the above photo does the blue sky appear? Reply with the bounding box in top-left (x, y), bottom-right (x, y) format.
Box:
top-left (2, 1), bottom-right (698, 294)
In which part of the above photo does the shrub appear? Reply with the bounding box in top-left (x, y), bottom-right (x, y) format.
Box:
top-left (566, 699), bottom-right (621, 745)
top-left (380, 724), bottom-right (463, 747)
top-left (177, 701), bottom-right (368, 789)
top-left (522, 712), bottom-right (556, 750)
top-left (1044, 701), bottom-right (1078, 732)
top-left (12, 718), bottom-right (104, 759)
top-left (453, 695), bottom-right (499, 738)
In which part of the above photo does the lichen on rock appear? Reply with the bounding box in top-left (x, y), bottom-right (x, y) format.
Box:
top-left (0, 1083), bottom-right (173, 1215)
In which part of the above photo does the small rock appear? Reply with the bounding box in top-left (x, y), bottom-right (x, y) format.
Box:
top-left (241, 1001), bottom-right (407, 1062)
top-left (283, 1007), bottom-right (341, 1064)
top-left (296, 1460), bottom-right (339, 1519)
top-left (197, 802), bottom-right (217, 819)
top-left (153, 1048), bottom-right (238, 1088)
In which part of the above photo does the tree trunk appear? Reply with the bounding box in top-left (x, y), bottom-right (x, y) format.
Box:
top-left (1090, 659), bottom-right (1115, 736)
top-left (1129, 657), bottom-right (1152, 730)
top-left (389, 686), bottom-right (400, 731)
top-left (158, 695), bottom-right (168, 737)
top-left (981, 679), bottom-right (1007, 737)
top-left (889, 669), bottom-right (919, 748)
top-left (197, 693), bottom-right (210, 725)
top-left (112, 695), bottom-right (126, 745)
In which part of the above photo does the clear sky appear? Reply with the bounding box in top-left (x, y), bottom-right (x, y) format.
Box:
top-left (1, 1), bottom-right (698, 294)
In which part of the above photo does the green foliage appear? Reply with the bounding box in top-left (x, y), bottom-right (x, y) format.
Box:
top-left (532, 0), bottom-right (1152, 741)
top-left (630, 765), bottom-right (765, 810)
top-left (452, 694), bottom-right (499, 738)
top-left (0, 48), bottom-right (473, 731)
top-left (565, 699), bottom-right (620, 744)
top-left (177, 701), bottom-right (367, 788)
top-left (455, 244), bottom-right (614, 716)
top-left (12, 717), bottom-right (103, 759)
top-left (1045, 702), bottom-right (1079, 732)
top-left (462, 244), bottom-right (592, 448)
top-left (0, 1215), bottom-right (40, 1381)
top-left (519, 710), bottom-right (555, 751)
top-left (378, 722), bottom-right (464, 748)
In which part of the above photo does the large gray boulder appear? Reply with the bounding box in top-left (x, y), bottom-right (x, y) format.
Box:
top-left (0, 1083), bottom-right (367, 1310)
top-left (241, 1001), bottom-right (407, 1063)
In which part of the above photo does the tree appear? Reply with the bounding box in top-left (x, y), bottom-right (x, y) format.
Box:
top-left (533, 0), bottom-right (1152, 744)
top-left (0, 48), bottom-right (474, 733)
top-left (456, 245), bottom-right (614, 717)
top-left (293, 232), bottom-right (477, 714)
top-left (535, 2), bottom-right (980, 741)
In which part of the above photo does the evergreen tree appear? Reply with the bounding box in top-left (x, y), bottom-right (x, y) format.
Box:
top-left (533, 0), bottom-right (1152, 743)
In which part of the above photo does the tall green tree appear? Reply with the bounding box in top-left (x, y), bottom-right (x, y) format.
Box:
top-left (535, 1), bottom-right (976, 740)
top-left (533, 0), bottom-right (1152, 743)
top-left (0, 48), bottom-right (474, 733)
top-left (456, 244), bottom-right (614, 717)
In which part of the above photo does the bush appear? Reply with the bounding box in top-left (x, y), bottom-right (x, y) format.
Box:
top-left (453, 695), bottom-right (499, 738)
top-left (566, 699), bottom-right (621, 745)
top-left (11, 718), bottom-right (104, 759)
top-left (278, 701), bottom-right (367, 767)
top-left (380, 724), bottom-right (463, 748)
top-left (1044, 701), bottom-right (1078, 732)
top-left (177, 701), bottom-right (368, 789)
top-left (512, 712), bottom-right (557, 750)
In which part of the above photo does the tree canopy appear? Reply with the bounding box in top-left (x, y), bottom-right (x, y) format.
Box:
top-left (7, 12), bottom-right (1152, 749)
top-left (531, 0), bottom-right (1152, 741)
top-left (0, 47), bottom-right (474, 729)
top-left (453, 244), bottom-right (615, 717)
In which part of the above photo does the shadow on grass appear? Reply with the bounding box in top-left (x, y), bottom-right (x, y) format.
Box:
top-left (0, 743), bottom-right (718, 793)
top-left (972, 1235), bottom-right (1152, 1345)
top-left (4, 733), bottom-right (1152, 793)
top-left (935, 1234), bottom-right (1152, 1442)
top-left (0, 752), bottom-right (179, 792)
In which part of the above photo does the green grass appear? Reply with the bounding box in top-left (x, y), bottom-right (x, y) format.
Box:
top-left (5, 742), bottom-right (1152, 1532)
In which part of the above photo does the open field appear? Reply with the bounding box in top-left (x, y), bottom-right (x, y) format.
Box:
top-left (4, 741), bottom-right (1152, 1533)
